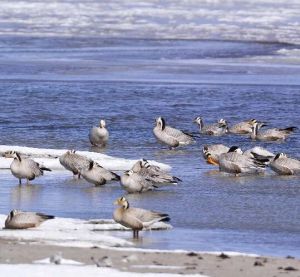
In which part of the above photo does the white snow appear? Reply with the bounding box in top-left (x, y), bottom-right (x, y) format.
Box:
top-left (0, 214), bottom-right (172, 248)
top-left (0, 264), bottom-right (203, 277)
top-left (34, 257), bottom-right (84, 265)
top-left (0, 145), bottom-right (171, 171)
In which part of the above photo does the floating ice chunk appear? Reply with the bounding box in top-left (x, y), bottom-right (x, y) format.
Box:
top-left (0, 145), bottom-right (171, 171)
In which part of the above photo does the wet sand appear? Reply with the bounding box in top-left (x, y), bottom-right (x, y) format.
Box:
top-left (0, 239), bottom-right (299, 276)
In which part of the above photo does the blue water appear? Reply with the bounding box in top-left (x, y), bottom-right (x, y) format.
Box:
top-left (0, 36), bottom-right (300, 257)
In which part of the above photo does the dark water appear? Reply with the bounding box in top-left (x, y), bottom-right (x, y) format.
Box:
top-left (0, 37), bottom-right (300, 257)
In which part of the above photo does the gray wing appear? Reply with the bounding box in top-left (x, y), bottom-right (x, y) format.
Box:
top-left (164, 126), bottom-right (194, 144)
top-left (23, 159), bottom-right (43, 177)
top-left (153, 127), bottom-right (180, 147)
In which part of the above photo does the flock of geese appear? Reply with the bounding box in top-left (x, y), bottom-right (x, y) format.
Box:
top-left (2, 117), bottom-right (300, 238)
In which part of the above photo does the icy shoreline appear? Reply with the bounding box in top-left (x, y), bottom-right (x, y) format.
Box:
top-left (0, 214), bottom-right (172, 249)
top-left (0, 145), bottom-right (171, 171)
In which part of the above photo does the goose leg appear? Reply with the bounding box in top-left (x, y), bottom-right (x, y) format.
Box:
top-left (19, 179), bottom-right (22, 185)
top-left (26, 179), bottom-right (29, 185)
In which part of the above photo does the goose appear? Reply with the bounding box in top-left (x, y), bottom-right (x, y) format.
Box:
top-left (193, 117), bottom-right (228, 136)
top-left (4, 209), bottom-right (54, 229)
top-left (250, 122), bottom-right (296, 141)
top-left (153, 117), bottom-right (194, 149)
top-left (218, 146), bottom-right (268, 175)
top-left (120, 170), bottom-right (157, 193)
top-left (202, 144), bottom-right (230, 165)
top-left (113, 197), bottom-right (170, 238)
top-left (270, 153), bottom-right (300, 175)
top-left (3, 151), bottom-right (51, 185)
top-left (131, 159), bottom-right (181, 184)
top-left (59, 150), bottom-right (91, 178)
top-left (79, 160), bottom-right (120, 186)
top-left (228, 119), bottom-right (259, 134)
top-left (89, 119), bottom-right (109, 147)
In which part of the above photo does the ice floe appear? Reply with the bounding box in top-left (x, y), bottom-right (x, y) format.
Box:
top-left (0, 264), bottom-right (201, 277)
top-left (0, 145), bottom-right (171, 171)
top-left (0, 214), bottom-right (172, 248)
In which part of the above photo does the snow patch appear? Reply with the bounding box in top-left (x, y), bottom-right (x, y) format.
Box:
top-left (0, 214), bottom-right (172, 248)
top-left (0, 145), bottom-right (171, 171)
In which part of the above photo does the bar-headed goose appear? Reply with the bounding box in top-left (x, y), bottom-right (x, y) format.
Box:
top-left (131, 159), bottom-right (181, 184)
top-left (89, 119), bottom-right (109, 147)
top-left (193, 117), bottom-right (228, 136)
top-left (79, 160), bottom-right (120, 186)
top-left (270, 153), bottom-right (300, 175)
top-left (59, 150), bottom-right (91, 178)
top-left (153, 117), bottom-right (194, 149)
top-left (250, 122), bottom-right (296, 141)
top-left (113, 197), bottom-right (170, 238)
top-left (120, 170), bottom-right (157, 193)
top-left (228, 119), bottom-right (259, 134)
top-left (3, 151), bottom-right (51, 185)
top-left (218, 146), bottom-right (268, 175)
top-left (202, 144), bottom-right (230, 165)
top-left (5, 209), bottom-right (54, 229)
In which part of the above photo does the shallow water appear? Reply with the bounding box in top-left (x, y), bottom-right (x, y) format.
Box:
top-left (0, 35), bottom-right (300, 257)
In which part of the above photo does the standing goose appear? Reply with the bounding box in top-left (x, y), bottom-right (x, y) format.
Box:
top-left (59, 150), bottom-right (91, 178)
top-left (250, 122), bottom-right (296, 141)
top-left (153, 117), bottom-right (194, 149)
top-left (193, 117), bottom-right (228, 136)
top-left (3, 151), bottom-right (51, 185)
top-left (131, 159), bottom-right (181, 184)
top-left (228, 119), bottom-right (259, 134)
top-left (270, 153), bottom-right (300, 175)
top-left (120, 170), bottom-right (157, 193)
top-left (79, 160), bottom-right (120, 186)
top-left (5, 210), bottom-right (54, 229)
top-left (218, 146), bottom-right (268, 175)
top-left (113, 197), bottom-right (170, 239)
top-left (202, 144), bottom-right (230, 165)
top-left (89, 119), bottom-right (109, 147)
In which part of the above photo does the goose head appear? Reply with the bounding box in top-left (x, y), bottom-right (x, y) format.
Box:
top-left (9, 151), bottom-right (22, 161)
top-left (2, 150), bottom-right (17, 158)
top-left (99, 119), bottom-right (106, 128)
top-left (248, 119), bottom-right (257, 125)
top-left (274, 153), bottom-right (287, 161)
top-left (218, 118), bottom-right (227, 127)
top-left (6, 209), bottom-right (19, 223)
top-left (114, 196), bottom-right (130, 209)
top-left (155, 117), bottom-right (166, 130)
top-left (141, 158), bottom-right (151, 168)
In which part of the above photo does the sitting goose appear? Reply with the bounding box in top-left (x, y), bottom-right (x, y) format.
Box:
top-left (120, 170), bottom-right (157, 193)
top-left (228, 119), bottom-right (258, 134)
top-left (131, 159), bottom-right (181, 184)
top-left (250, 122), bottom-right (296, 141)
top-left (202, 144), bottom-right (230, 165)
top-left (5, 209), bottom-right (54, 229)
top-left (153, 117), bottom-right (194, 149)
top-left (193, 117), bottom-right (227, 136)
top-left (3, 151), bottom-right (51, 185)
top-left (270, 153), bottom-right (300, 175)
top-left (219, 146), bottom-right (268, 175)
top-left (89, 119), bottom-right (109, 147)
top-left (59, 150), bottom-right (91, 178)
top-left (79, 160), bottom-right (120, 186)
top-left (113, 197), bottom-right (170, 239)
